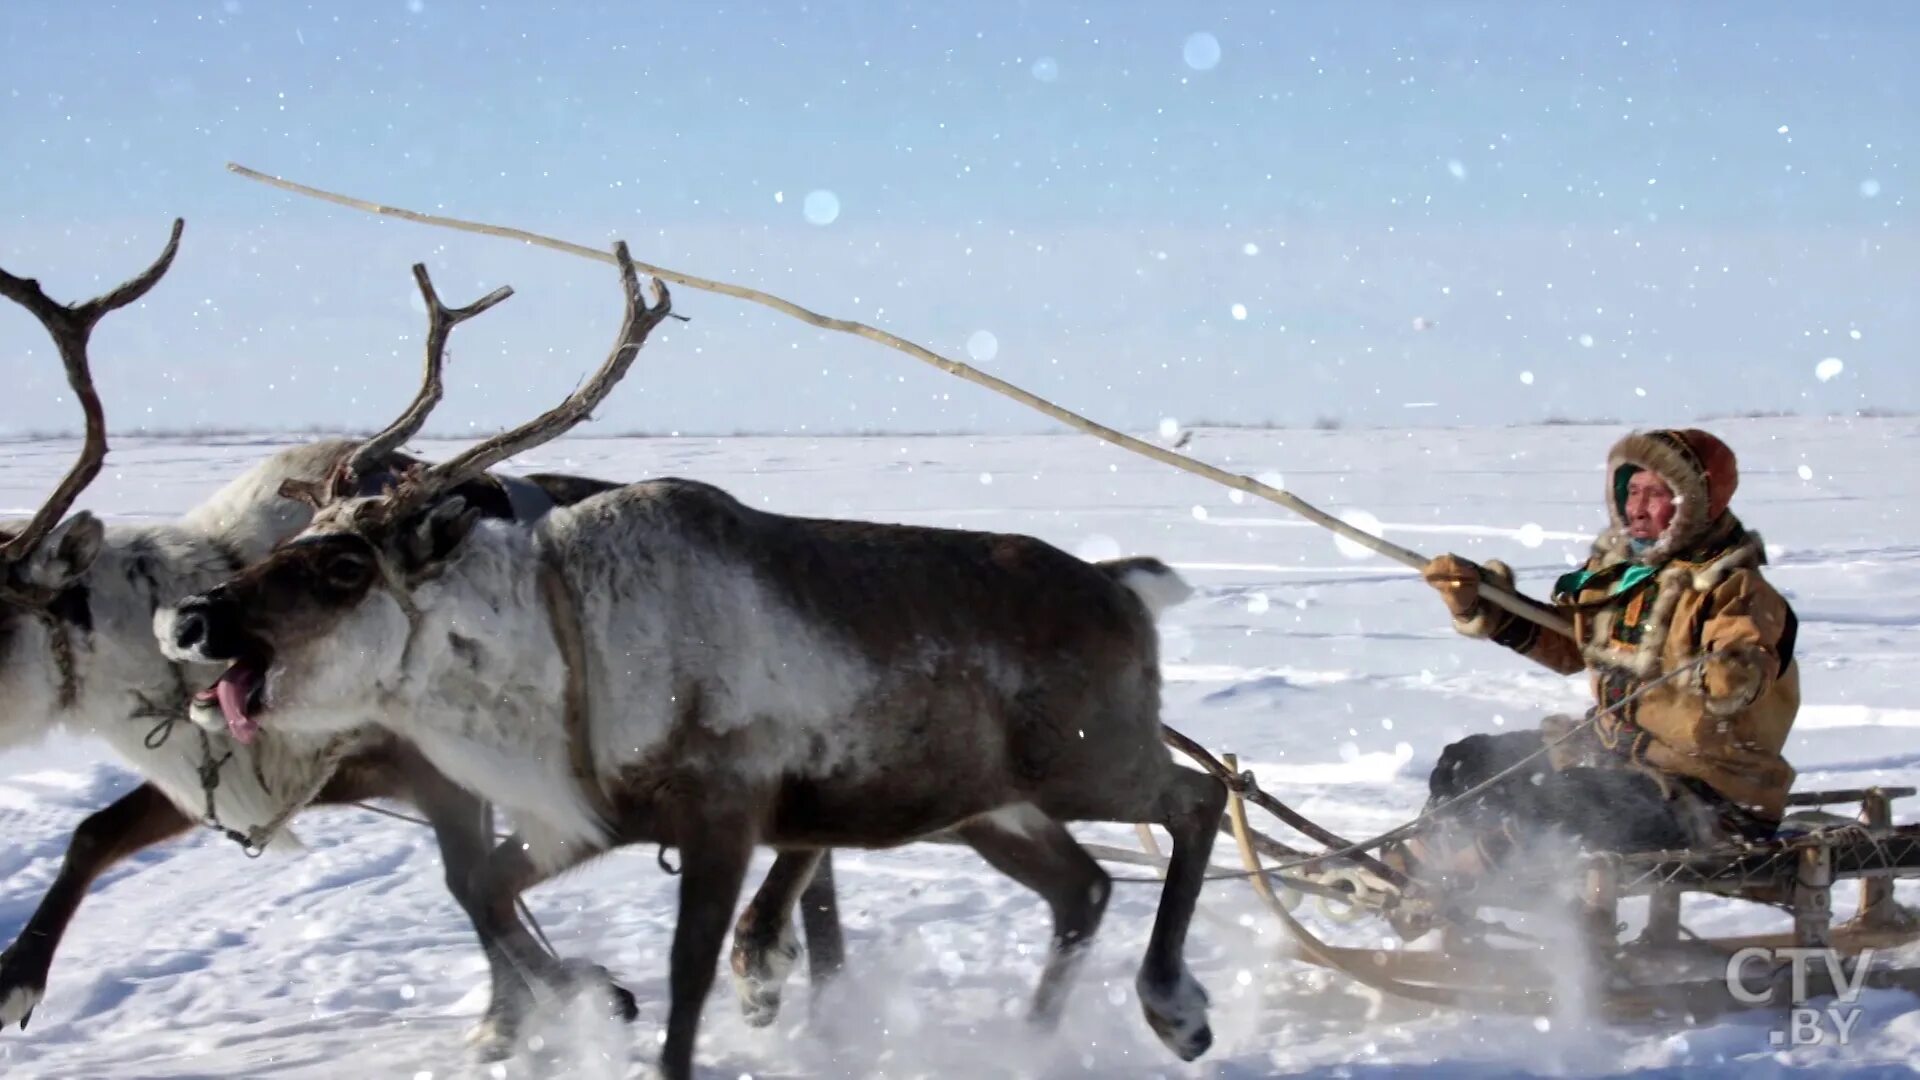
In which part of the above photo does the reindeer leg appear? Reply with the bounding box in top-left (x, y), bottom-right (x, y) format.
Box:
top-left (401, 765), bottom-right (635, 1048)
top-left (661, 829), bottom-right (753, 1080)
top-left (957, 805), bottom-right (1111, 1030)
top-left (1, 783), bottom-right (192, 1031)
top-left (729, 849), bottom-right (821, 1027)
top-left (1134, 768), bottom-right (1227, 1062)
top-left (461, 833), bottom-right (617, 1061)
top-left (797, 850), bottom-right (845, 985)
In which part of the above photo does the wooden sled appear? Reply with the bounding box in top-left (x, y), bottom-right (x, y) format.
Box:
top-left (1216, 780), bottom-right (1920, 1021)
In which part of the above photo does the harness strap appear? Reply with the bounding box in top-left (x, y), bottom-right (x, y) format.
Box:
top-left (38, 610), bottom-right (80, 709)
top-left (373, 550), bottom-right (425, 630)
top-left (225, 734), bottom-right (356, 857)
top-left (537, 557), bottom-right (618, 829)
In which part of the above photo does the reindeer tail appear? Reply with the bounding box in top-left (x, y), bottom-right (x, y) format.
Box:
top-left (1098, 556), bottom-right (1194, 618)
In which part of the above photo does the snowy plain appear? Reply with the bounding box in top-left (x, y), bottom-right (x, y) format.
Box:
top-left (1, 415), bottom-right (1917, 1078)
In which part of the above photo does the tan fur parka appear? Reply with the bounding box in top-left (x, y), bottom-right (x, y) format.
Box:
top-left (1456, 429), bottom-right (1800, 824)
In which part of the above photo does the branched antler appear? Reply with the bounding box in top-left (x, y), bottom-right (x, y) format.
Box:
top-left (403, 241), bottom-right (668, 506)
top-left (0, 218), bottom-right (185, 564)
top-left (341, 265), bottom-right (513, 486)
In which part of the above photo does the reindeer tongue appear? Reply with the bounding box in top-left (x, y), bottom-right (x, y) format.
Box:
top-left (205, 664), bottom-right (261, 745)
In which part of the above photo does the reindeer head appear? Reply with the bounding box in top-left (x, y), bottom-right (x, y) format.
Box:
top-left (159, 242), bottom-right (670, 744)
top-left (0, 220), bottom-right (182, 740)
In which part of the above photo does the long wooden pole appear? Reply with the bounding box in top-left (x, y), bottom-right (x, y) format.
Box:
top-left (225, 162), bottom-right (1572, 638)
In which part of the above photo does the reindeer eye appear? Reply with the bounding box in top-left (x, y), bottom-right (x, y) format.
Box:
top-left (323, 551), bottom-right (373, 587)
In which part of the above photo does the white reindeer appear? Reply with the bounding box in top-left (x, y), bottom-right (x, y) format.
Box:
top-left (0, 224), bottom-right (840, 1054)
top-left (159, 242), bottom-right (1227, 1080)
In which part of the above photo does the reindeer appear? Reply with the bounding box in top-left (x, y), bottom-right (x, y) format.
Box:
top-left (0, 222), bottom-right (841, 1055)
top-left (158, 241), bottom-right (1227, 1080)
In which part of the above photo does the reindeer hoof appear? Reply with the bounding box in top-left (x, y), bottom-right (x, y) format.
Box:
top-left (607, 981), bottom-right (639, 1023)
top-left (466, 1015), bottom-right (518, 1062)
top-left (553, 960), bottom-right (639, 1023)
top-left (0, 982), bottom-right (45, 1033)
top-left (1136, 967), bottom-right (1213, 1062)
top-left (730, 922), bottom-right (802, 1028)
top-left (738, 984), bottom-right (783, 1029)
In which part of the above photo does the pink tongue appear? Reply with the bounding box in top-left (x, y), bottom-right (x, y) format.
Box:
top-left (212, 667), bottom-right (261, 745)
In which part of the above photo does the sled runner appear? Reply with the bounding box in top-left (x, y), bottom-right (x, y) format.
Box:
top-left (1138, 745), bottom-right (1920, 1022)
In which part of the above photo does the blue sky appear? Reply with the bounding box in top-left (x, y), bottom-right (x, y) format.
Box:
top-left (1, 2), bottom-right (1913, 437)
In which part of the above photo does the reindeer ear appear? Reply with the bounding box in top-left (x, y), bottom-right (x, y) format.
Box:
top-left (402, 496), bottom-right (482, 570)
top-left (21, 512), bottom-right (105, 590)
top-left (278, 478), bottom-right (328, 509)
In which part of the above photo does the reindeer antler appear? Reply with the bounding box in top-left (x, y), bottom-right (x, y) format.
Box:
top-left (405, 241), bottom-right (668, 504)
top-left (340, 265), bottom-right (513, 486)
top-left (0, 219), bottom-right (184, 564)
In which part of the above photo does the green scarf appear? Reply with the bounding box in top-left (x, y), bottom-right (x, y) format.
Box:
top-left (1557, 515), bottom-right (1752, 602)
top-left (1554, 561), bottom-right (1658, 603)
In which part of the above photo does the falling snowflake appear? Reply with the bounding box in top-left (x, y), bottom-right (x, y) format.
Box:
top-left (1798, 465), bottom-right (1813, 480)
top-left (1183, 32), bottom-right (1221, 71)
top-left (802, 190), bottom-right (840, 225)
top-left (1517, 523), bottom-right (1546, 548)
top-left (1519, 371), bottom-right (1535, 385)
top-left (1031, 57), bottom-right (1060, 82)
top-left (1815, 358), bottom-right (1845, 382)
top-left (1333, 509), bottom-right (1385, 560)
top-left (967, 330), bottom-right (999, 361)
top-left (1230, 303), bottom-right (1248, 320)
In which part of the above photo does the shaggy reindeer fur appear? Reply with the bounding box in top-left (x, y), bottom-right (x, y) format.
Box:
top-left (2, 441), bottom-right (842, 1051)
top-left (164, 475), bottom-right (1226, 1079)
top-left (0, 441), bottom-right (596, 1042)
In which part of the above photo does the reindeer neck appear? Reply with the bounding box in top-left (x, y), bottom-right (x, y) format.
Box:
top-left (371, 523), bottom-right (608, 853)
top-left (390, 523), bottom-right (567, 740)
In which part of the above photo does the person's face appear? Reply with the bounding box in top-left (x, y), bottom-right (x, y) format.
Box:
top-left (1624, 470), bottom-right (1676, 541)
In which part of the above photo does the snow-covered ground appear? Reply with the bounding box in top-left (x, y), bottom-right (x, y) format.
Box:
top-left (2, 416), bottom-right (1917, 1078)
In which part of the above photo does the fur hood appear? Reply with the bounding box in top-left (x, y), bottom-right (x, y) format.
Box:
top-left (1592, 428), bottom-right (1740, 566)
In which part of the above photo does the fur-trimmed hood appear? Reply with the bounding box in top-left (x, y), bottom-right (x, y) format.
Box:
top-left (1594, 428), bottom-right (1740, 566)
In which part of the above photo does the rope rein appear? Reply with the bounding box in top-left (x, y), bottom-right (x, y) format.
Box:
top-left (318, 653), bottom-right (1725, 906)
top-left (1159, 649), bottom-right (1727, 882)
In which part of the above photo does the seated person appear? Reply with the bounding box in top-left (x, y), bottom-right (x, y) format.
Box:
top-left (1386, 429), bottom-right (1800, 900)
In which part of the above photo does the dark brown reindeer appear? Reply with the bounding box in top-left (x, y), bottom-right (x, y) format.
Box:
top-left (0, 224), bottom-right (840, 1054)
top-left (160, 241), bottom-right (1226, 1079)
